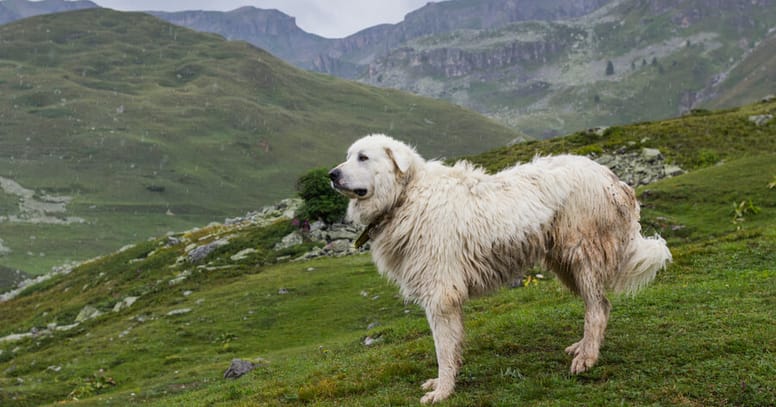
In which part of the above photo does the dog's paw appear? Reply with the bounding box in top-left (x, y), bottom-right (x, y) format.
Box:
top-left (420, 389), bottom-right (452, 404)
top-left (421, 378), bottom-right (438, 391)
top-left (570, 353), bottom-right (598, 374)
top-left (565, 340), bottom-right (583, 356)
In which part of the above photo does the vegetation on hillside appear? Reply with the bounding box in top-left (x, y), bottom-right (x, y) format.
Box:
top-left (295, 168), bottom-right (347, 224)
top-left (0, 99), bottom-right (774, 406)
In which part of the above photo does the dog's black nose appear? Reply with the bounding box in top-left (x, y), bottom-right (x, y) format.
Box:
top-left (328, 168), bottom-right (341, 182)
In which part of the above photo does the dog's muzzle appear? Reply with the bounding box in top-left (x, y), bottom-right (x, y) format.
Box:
top-left (328, 168), bottom-right (367, 197)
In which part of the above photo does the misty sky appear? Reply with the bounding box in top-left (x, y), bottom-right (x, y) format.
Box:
top-left (91, 1), bottom-right (440, 38)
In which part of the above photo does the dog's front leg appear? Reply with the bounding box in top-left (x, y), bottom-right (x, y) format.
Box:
top-left (420, 303), bottom-right (464, 404)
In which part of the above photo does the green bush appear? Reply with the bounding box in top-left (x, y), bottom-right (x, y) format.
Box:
top-left (296, 168), bottom-right (347, 223)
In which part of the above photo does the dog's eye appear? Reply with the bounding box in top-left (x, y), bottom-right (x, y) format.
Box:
top-left (358, 154), bottom-right (369, 162)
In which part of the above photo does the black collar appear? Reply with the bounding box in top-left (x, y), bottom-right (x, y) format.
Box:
top-left (353, 181), bottom-right (409, 249)
top-left (354, 221), bottom-right (379, 249)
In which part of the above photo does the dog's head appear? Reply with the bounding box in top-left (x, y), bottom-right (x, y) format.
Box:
top-left (329, 134), bottom-right (421, 224)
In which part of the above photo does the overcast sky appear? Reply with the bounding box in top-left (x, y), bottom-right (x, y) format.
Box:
top-left (90, 1), bottom-right (439, 39)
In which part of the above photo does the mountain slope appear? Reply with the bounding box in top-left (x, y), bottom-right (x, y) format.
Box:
top-left (705, 28), bottom-right (776, 109)
top-left (0, 99), bottom-right (774, 406)
top-left (361, 0), bottom-right (776, 137)
top-left (0, 8), bottom-right (520, 275)
top-left (0, 0), bottom-right (97, 24)
top-left (146, 0), bottom-right (776, 139)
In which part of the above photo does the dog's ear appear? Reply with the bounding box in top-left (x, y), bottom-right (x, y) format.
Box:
top-left (385, 147), bottom-right (412, 174)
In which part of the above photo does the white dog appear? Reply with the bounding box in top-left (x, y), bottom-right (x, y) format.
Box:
top-left (329, 134), bottom-right (671, 404)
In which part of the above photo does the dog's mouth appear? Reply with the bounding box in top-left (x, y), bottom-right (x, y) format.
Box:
top-left (331, 182), bottom-right (369, 199)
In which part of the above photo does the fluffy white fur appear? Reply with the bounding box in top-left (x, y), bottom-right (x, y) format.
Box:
top-left (330, 134), bottom-right (671, 404)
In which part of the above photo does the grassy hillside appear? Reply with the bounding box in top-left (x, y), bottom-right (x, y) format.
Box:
top-left (0, 9), bottom-right (520, 276)
top-left (0, 100), bottom-right (773, 405)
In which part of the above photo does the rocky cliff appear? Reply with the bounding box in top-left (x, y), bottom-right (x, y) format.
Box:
top-left (151, 7), bottom-right (329, 69)
top-left (315, 0), bottom-right (612, 77)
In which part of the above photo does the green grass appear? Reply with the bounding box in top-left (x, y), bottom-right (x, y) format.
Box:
top-left (0, 9), bottom-right (520, 275)
top-left (1, 100), bottom-right (775, 406)
top-left (466, 98), bottom-right (776, 174)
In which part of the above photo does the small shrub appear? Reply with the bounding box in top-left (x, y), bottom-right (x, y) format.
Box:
top-left (605, 60), bottom-right (615, 76)
top-left (68, 370), bottom-right (116, 400)
top-left (574, 144), bottom-right (603, 156)
top-left (694, 149), bottom-right (720, 168)
top-left (296, 168), bottom-right (347, 223)
top-left (731, 199), bottom-right (761, 224)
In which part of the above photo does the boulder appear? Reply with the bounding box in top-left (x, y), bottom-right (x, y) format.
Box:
top-left (748, 114), bottom-right (773, 127)
top-left (187, 239), bottom-right (229, 263)
top-left (113, 296), bottom-right (139, 313)
top-left (324, 239), bottom-right (352, 254)
top-left (230, 248), bottom-right (257, 261)
top-left (75, 305), bottom-right (103, 322)
top-left (273, 231), bottom-right (303, 250)
top-left (223, 359), bottom-right (257, 379)
top-left (641, 147), bottom-right (663, 161)
top-left (166, 308), bottom-right (192, 316)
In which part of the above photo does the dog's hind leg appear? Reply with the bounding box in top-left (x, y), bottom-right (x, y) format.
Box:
top-left (420, 302), bottom-right (464, 404)
top-left (566, 276), bottom-right (611, 374)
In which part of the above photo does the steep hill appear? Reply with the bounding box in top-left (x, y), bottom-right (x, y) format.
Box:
top-left (0, 99), bottom-right (773, 406)
top-left (0, 8), bottom-right (520, 276)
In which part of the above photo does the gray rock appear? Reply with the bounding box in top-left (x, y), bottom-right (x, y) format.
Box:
top-left (748, 114), bottom-right (773, 127)
top-left (166, 308), bottom-right (192, 316)
top-left (75, 305), bottom-right (103, 322)
top-left (309, 220), bottom-right (326, 232)
top-left (324, 239), bottom-right (352, 253)
top-left (168, 270), bottom-right (192, 286)
top-left (595, 154), bottom-right (614, 166)
top-left (165, 236), bottom-right (183, 247)
top-left (326, 229), bottom-right (358, 241)
top-left (273, 231), bottom-right (303, 250)
top-left (664, 165), bottom-right (685, 177)
top-left (641, 148), bottom-right (663, 161)
top-left (363, 335), bottom-right (382, 346)
top-left (223, 359), bottom-right (256, 379)
top-left (230, 248), bottom-right (257, 261)
top-left (276, 198), bottom-right (302, 219)
top-left (187, 239), bottom-right (229, 263)
top-left (113, 296), bottom-right (139, 313)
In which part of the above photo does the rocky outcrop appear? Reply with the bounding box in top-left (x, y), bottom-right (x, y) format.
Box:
top-left (368, 37), bottom-right (571, 81)
top-left (151, 7), bottom-right (329, 69)
top-left (0, 262), bottom-right (77, 302)
top-left (593, 147), bottom-right (685, 187)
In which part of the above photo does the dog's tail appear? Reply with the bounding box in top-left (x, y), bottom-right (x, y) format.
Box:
top-left (610, 234), bottom-right (672, 295)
